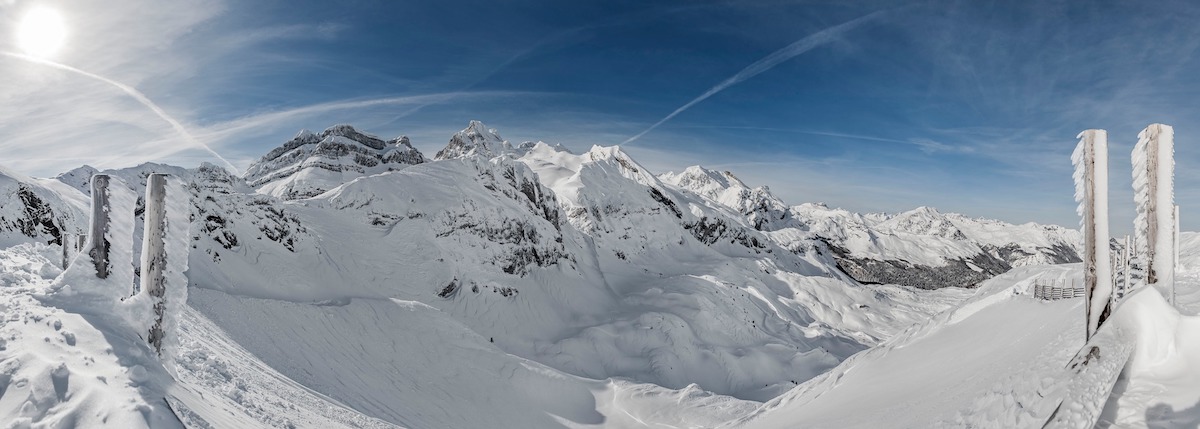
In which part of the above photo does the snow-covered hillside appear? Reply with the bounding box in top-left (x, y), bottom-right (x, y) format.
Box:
top-left (660, 165), bottom-right (1081, 289)
top-left (0, 166), bottom-right (88, 249)
top-left (731, 260), bottom-right (1200, 429)
top-left (0, 120), bottom-right (1101, 428)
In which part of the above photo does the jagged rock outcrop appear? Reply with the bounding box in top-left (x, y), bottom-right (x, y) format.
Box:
top-left (435, 120), bottom-right (508, 160)
top-left (244, 125), bottom-right (426, 199)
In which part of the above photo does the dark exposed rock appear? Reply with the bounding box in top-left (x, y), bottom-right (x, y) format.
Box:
top-left (825, 241), bottom-right (1011, 289)
top-left (648, 188), bottom-right (682, 219)
top-left (14, 185), bottom-right (65, 245)
top-left (685, 216), bottom-right (769, 253)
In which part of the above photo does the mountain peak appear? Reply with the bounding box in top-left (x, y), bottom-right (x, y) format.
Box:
top-left (244, 124), bottom-right (426, 199)
top-left (435, 120), bottom-right (507, 160)
top-left (466, 120), bottom-right (490, 134)
top-left (904, 206), bottom-right (943, 218)
top-left (294, 129), bottom-right (316, 140)
top-left (320, 124), bottom-right (387, 150)
top-left (661, 165), bottom-right (749, 194)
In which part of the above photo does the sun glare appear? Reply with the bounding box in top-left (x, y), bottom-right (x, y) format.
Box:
top-left (16, 7), bottom-right (66, 59)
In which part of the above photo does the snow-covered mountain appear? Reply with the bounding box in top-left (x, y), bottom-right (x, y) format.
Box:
top-left (243, 124), bottom-right (425, 200)
top-left (0, 165), bottom-right (88, 249)
top-left (0, 120), bottom-right (1092, 428)
top-left (661, 165), bottom-right (1082, 289)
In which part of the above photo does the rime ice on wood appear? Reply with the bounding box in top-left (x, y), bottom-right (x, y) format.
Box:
top-left (136, 174), bottom-right (190, 360)
top-left (60, 233), bottom-right (85, 269)
top-left (1131, 124), bottom-right (1175, 302)
top-left (52, 174), bottom-right (139, 304)
top-left (1073, 130), bottom-right (1112, 340)
top-left (1174, 204), bottom-right (1180, 270)
top-left (141, 174), bottom-right (169, 354)
top-left (88, 175), bottom-right (112, 279)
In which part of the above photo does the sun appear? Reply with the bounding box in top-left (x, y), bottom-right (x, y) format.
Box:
top-left (16, 7), bottom-right (67, 59)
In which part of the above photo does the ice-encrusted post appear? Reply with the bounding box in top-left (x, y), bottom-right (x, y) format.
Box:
top-left (1174, 205), bottom-right (1180, 271)
top-left (1131, 124), bottom-right (1175, 305)
top-left (141, 174), bottom-right (169, 353)
top-left (134, 174), bottom-right (190, 359)
top-left (1073, 130), bottom-right (1112, 340)
top-left (88, 175), bottom-right (113, 279)
top-left (60, 234), bottom-right (86, 269)
top-left (1123, 235), bottom-right (1131, 297)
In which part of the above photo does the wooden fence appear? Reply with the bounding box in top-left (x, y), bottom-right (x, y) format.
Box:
top-left (1031, 280), bottom-right (1086, 300)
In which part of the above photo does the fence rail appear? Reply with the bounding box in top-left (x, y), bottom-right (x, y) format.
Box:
top-left (1031, 281), bottom-right (1086, 300)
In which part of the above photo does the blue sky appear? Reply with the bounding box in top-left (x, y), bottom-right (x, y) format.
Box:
top-left (1, 0), bottom-right (1198, 233)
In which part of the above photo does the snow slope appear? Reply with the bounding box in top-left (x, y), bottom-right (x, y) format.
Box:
top-left (734, 257), bottom-right (1200, 429)
top-left (732, 264), bottom-right (1090, 428)
top-left (0, 120), bottom-right (1102, 427)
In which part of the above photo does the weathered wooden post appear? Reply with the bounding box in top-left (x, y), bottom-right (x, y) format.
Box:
top-left (60, 233), bottom-right (87, 269)
top-left (140, 174), bottom-right (169, 354)
top-left (1132, 124), bottom-right (1175, 305)
top-left (88, 174), bottom-right (113, 279)
top-left (1074, 130), bottom-right (1112, 340)
top-left (61, 233), bottom-right (72, 269)
top-left (1123, 235), bottom-right (1131, 297)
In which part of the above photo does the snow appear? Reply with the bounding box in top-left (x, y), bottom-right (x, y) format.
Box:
top-left (733, 254), bottom-right (1200, 429)
top-left (733, 265), bottom-right (1089, 428)
top-left (2, 121), bottom-right (1196, 428)
top-left (0, 244), bottom-right (183, 429)
top-left (1098, 260), bottom-right (1200, 428)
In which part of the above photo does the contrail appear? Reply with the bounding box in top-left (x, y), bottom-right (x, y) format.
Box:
top-left (622, 10), bottom-right (886, 145)
top-left (1, 51), bottom-right (242, 174)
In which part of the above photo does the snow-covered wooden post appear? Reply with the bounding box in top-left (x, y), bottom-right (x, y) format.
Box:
top-left (1174, 204), bottom-right (1181, 271)
top-left (60, 234), bottom-right (86, 269)
top-left (1132, 124), bottom-right (1175, 305)
top-left (1123, 235), bottom-right (1131, 297)
top-left (88, 174), bottom-right (113, 279)
top-left (61, 233), bottom-right (72, 269)
top-left (1074, 130), bottom-right (1112, 340)
top-left (140, 174), bottom-right (169, 354)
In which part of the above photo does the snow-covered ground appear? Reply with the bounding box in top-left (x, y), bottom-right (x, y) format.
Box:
top-left (732, 245), bottom-right (1200, 429)
top-left (8, 237), bottom-right (1197, 428)
top-left (1, 121), bottom-right (1195, 428)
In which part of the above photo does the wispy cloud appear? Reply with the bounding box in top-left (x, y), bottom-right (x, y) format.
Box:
top-left (1, 51), bottom-right (240, 172)
top-left (622, 10), bottom-right (887, 145)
